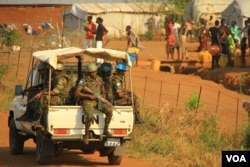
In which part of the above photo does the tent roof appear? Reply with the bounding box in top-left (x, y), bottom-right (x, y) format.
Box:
top-left (232, 0), bottom-right (250, 17)
top-left (0, 0), bottom-right (133, 6)
top-left (32, 47), bottom-right (132, 69)
top-left (65, 2), bottom-right (167, 19)
top-left (184, 0), bottom-right (234, 21)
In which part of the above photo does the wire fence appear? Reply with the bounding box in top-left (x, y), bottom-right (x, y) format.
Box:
top-left (131, 74), bottom-right (249, 134)
top-left (1, 47), bottom-right (249, 134)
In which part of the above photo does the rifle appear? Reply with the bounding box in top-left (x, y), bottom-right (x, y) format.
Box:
top-left (84, 86), bottom-right (120, 114)
top-left (27, 88), bottom-right (47, 104)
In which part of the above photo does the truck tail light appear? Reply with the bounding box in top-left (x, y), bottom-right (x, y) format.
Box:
top-left (54, 128), bottom-right (69, 134)
top-left (111, 129), bottom-right (127, 135)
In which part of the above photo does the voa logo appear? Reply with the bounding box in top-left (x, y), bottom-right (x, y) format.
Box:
top-left (226, 155), bottom-right (247, 163)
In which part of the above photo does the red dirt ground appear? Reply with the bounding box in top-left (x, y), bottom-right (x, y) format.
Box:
top-left (1, 6), bottom-right (250, 167)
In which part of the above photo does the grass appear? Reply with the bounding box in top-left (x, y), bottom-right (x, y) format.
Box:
top-left (126, 94), bottom-right (250, 167)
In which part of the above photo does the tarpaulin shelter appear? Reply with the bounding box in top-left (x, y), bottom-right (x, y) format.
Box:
top-left (63, 2), bottom-right (168, 39)
top-left (222, 0), bottom-right (250, 29)
top-left (184, 0), bottom-right (233, 22)
top-left (184, 0), bottom-right (250, 28)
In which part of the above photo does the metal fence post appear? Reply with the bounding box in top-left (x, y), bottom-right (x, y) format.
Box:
top-left (216, 91), bottom-right (220, 114)
top-left (176, 82), bottom-right (180, 107)
top-left (196, 86), bottom-right (202, 113)
top-left (159, 80), bottom-right (163, 108)
top-left (142, 76), bottom-right (148, 106)
top-left (236, 98), bottom-right (239, 133)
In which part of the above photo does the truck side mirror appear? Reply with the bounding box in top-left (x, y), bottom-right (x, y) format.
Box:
top-left (15, 85), bottom-right (23, 95)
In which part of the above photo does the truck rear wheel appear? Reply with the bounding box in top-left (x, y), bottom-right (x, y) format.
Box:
top-left (9, 118), bottom-right (24, 154)
top-left (108, 150), bottom-right (122, 165)
top-left (36, 129), bottom-right (46, 164)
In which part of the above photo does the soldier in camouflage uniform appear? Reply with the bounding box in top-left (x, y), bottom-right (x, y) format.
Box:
top-left (111, 62), bottom-right (144, 124)
top-left (98, 62), bottom-right (114, 103)
top-left (32, 61), bottom-right (71, 121)
top-left (16, 62), bottom-right (48, 121)
top-left (75, 62), bottom-right (113, 145)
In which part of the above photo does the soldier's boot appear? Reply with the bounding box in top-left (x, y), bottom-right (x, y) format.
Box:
top-left (103, 121), bottom-right (112, 137)
top-left (84, 122), bottom-right (91, 145)
top-left (135, 111), bottom-right (144, 124)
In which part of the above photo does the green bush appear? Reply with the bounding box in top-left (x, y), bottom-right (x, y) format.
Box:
top-left (184, 92), bottom-right (205, 112)
top-left (2, 29), bottom-right (20, 46)
top-left (0, 65), bottom-right (8, 82)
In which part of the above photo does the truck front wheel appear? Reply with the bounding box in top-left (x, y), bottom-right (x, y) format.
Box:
top-left (9, 118), bottom-right (24, 154)
top-left (108, 150), bottom-right (122, 165)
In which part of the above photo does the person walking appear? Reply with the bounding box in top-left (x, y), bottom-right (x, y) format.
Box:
top-left (126, 25), bottom-right (142, 66)
top-left (172, 18), bottom-right (181, 59)
top-left (111, 62), bottom-right (144, 124)
top-left (180, 20), bottom-right (188, 60)
top-left (83, 15), bottom-right (96, 62)
top-left (209, 20), bottom-right (221, 69)
top-left (75, 62), bottom-right (113, 144)
top-left (95, 17), bottom-right (108, 64)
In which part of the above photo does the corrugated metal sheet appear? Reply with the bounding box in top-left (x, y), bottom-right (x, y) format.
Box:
top-left (234, 0), bottom-right (250, 17)
top-left (71, 2), bottom-right (166, 15)
top-left (184, 0), bottom-right (234, 21)
top-left (0, 0), bottom-right (131, 5)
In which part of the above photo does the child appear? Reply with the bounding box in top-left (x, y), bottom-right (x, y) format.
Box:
top-left (241, 37), bottom-right (247, 68)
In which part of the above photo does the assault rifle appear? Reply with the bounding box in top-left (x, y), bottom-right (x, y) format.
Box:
top-left (27, 88), bottom-right (47, 104)
top-left (84, 86), bottom-right (120, 114)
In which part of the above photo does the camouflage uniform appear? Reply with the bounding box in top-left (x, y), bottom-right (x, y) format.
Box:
top-left (38, 71), bottom-right (71, 113)
top-left (111, 73), bottom-right (140, 112)
top-left (77, 75), bottom-right (112, 123)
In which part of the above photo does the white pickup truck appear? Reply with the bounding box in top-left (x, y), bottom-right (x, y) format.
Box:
top-left (8, 47), bottom-right (135, 165)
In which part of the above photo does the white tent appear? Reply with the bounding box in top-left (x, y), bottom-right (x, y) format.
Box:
top-left (63, 2), bottom-right (168, 39)
top-left (184, 0), bottom-right (234, 22)
top-left (222, 0), bottom-right (250, 29)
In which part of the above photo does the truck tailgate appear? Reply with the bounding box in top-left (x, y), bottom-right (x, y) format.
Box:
top-left (47, 105), bottom-right (134, 138)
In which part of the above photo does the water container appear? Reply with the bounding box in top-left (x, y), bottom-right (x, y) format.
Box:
top-left (234, 55), bottom-right (242, 67)
top-left (199, 51), bottom-right (212, 63)
top-left (246, 56), bottom-right (250, 67)
top-left (128, 53), bottom-right (136, 64)
top-left (151, 60), bottom-right (161, 71)
top-left (219, 55), bottom-right (228, 68)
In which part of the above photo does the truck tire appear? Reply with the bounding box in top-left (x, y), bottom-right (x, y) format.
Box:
top-left (36, 129), bottom-right (46, 164)
top-left (108, 150), bottom-right (122, 165)
top-left (9, 118), bottom-right (24, 154)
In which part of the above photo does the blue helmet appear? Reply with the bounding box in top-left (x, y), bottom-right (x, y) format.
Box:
top-left (116, 62), bottom-right (127, 71)
top-left (100, 62), bottom-right (113, 73)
